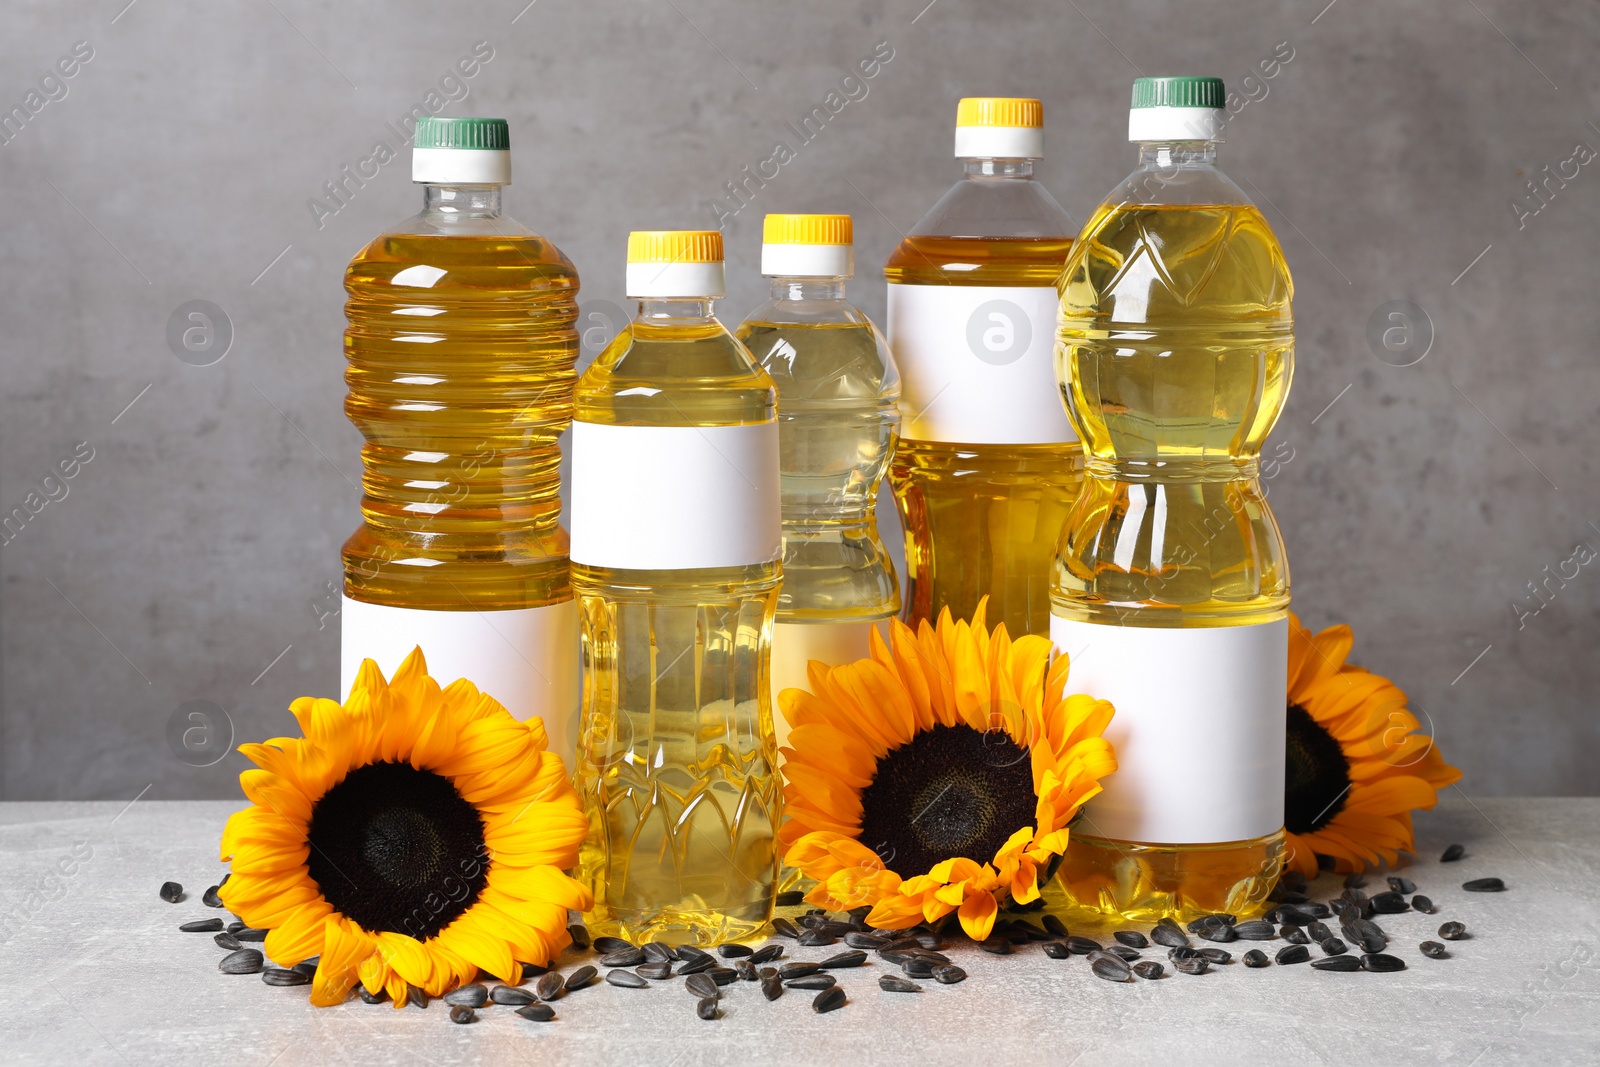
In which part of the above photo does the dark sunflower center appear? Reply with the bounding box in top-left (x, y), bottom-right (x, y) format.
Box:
top-left (305, 761), bottom-right (488, 939)
top-left (856, 724), bottom-right (1036, 879)
top-left (1284, 703), bottom-right (1353, 834)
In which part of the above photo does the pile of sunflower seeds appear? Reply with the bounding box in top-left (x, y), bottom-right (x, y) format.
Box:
top-left (170, 842), bottom-right (1502, 1022)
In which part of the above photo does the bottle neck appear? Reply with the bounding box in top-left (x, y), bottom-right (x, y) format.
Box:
top-left (421, 183), bottom-right (503, 218)
top-left (1135, 142), bottom-right (1219, 168)
top-left (636, 297), bottom-right (717, 321)
top-left (960, 158), bottom-right (1036, 179)
top-left (767, 278), bottom-right (847, 302)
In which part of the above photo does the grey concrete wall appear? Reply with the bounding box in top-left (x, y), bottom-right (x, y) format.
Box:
top-left (1, 0), bottom-right (1595, 800)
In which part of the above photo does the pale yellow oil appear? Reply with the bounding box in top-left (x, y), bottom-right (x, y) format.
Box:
top-left (1052, 203), bottom-right (1294, 922)
top-left (572, 312), bottom-right (781, 945)
top-left (342, 232), bottom-right (577, 609)
top-left (885, 235), bottom-right (1084, 639)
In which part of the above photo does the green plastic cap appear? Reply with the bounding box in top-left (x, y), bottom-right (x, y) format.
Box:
top-left (1130, 77), bottom-right (1225, 110)
top-left (412, 116), bottom-right (510, 151)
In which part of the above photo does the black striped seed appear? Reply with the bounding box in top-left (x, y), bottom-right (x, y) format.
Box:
top-left (1463, 877), bottom-right (1505, 893)
top-left (1114, 930), bottom-right (1149, 948)
top-left (696, 996), bottom-right (720, 1020)
top-left (1439, 922), bottom-right (1468, 941)
top-left (638, 962), bottom-right (674, 981)
top-left (179, 918), bottom-right (223, 933)
top-left (1133, 961), bottom-right (1164, 980)
top-left (592, 936), bottom-right (635, 954)
top-left (762, 974), bottom-right (784, 1000)
top-left (879, 973), bottom-right (920, 992)
top-left (1042, 942), bottom-right (1070, 960)
top-left (685, 973), bottom-right (720, 999)
top-left (786, 974), bottom-right (837, 990)
top-left (932, 965), bottom-right (967, 984)
top-left (214, 932), bottom-right (243, 951)
top-left (1232, 921), bottom-right (1276, 940)
top-left (536, 972), bottom-right (565, 1000)
top-left (606, 970), bottom-right (647, 989)
top-left (749, 944), bottom-right (785, 964)
top-left (262, 968), bottom-right (311, 987)
top-left (1362, 953), bottom-right (1406, 972)
top-left (565, 965), bottom-right (598, 990)
top-left (219, 949), bottom-right (263, 974)
top-left (444, 984), bottom-right (487, 1008)
top-left (1440, 843), bottom-right (1465, 862)
top-left (1275, 945), bottom-right (1311, 965)
top-left (516, 1002), bottom-right (555, 1021)
top-left (1311, 954), bottom-right (1362, 972)
top-left (719, 943), bottom-right (752, 958)
top-left (1242, 949), bottom-right (1270, 968)
top-left (492, 986), bottom-right (535, 1005)
top-left (159, 882), bottom-right (183, 903)
top-left (812, 987), bottom-right (847, 1013)
top-left (1092, 956), bottom-right (1132, 982)
top-left (1173, 956), bottom-right (1209, 975)
top-left (1320, 938), bottom-right (1349, 956)
top-left (1420, 941), bottom-right (1448, 959)
top-left (819, 950), bottom-right (867, 969)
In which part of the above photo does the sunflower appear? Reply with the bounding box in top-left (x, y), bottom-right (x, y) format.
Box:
top-left (1282, 613), bottom-right (1461, 879)
top-left (219, 647), bottom-right (592, 1007)
top-left (778, 601), bottom-right (1117, 940)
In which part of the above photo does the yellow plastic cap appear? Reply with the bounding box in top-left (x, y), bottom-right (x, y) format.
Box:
top-left (955, 97), bottom-right (1043, 129)
top-left (762, 214), bottom-right (853, 247)
top-left (626, 230), bottom-right (724, 264)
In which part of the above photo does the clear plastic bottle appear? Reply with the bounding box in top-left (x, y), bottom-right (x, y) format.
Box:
top-left (1051, 77), bottom-right (1294, 922)
top-left (340, 116), bottom-right (580, 759)
top-left (570, 230), bottom-right (782, 945)
top-left (886, 97), bottom-right (1083, 639)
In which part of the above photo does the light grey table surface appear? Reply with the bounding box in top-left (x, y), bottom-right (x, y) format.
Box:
top-left (0, 796), bottom-right (1595, 1066)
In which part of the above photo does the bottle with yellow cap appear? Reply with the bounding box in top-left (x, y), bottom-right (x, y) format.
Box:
top-left (570, 230), bottom-right (782, 945)
top-left (340, 116), bottom-right (580, 761)
top-left (735, 214), bottom-right (900, 891)
top-left (886, 97), bottom-right (1082, 639)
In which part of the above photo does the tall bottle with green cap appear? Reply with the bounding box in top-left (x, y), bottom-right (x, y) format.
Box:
top-left (1051, 77), bottom-right (1293, 921)
top-left (340, 116), bottom-right (581, 764)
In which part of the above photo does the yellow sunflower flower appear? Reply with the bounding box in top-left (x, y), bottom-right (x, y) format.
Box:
top-left (1283, 613), bottom-right (1461, 879)
top-left (219, 647), bottom-right (592, 1007)
top-left (779, 601), bottom-right (1117, 940)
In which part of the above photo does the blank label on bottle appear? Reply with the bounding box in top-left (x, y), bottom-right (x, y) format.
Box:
top-left (887, 284), bottom-right (1077, 445)
top-left (341, 596), bottom-right (580, 770)
top-left (569, 421), bottom-right (781, 570)
top-left (1049, 616), bottom-right (1287, 844)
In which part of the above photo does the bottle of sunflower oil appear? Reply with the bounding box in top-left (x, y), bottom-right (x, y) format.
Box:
top-left (570, 230), bottom-right (782, 946)
top-left (735, 213), bottom-right (900, 893)
top-left (886, 97), bottom-right (1083, 640)
top-left (340, 116), bottom-right (581, 762)
top-left (1051, 77), bottom-right (1294, 922)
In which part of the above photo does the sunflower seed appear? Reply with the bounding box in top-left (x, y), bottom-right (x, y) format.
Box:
top-left (516, 1002), bottom-right (556, 1022)
top-left (179, 918), bottom-right (222, 933)
top-left (932, 965), bottom-right (967, 984)
top-left (1369, 891), bottom-right (1410, 915)
top-left (1197, 948), bottom-right (1231, 965)
top-left (749, 943), bottom-right (785, 964)
top-left (1109, 946), bottom-right (1142, 962)
top-left (779, 961), bottom-right (822, 979)
top-left (1320, 938), bottom-right (1349, 956)
top-left (1311, 954), bottom-right (1362, 972)
top-left (844, 931), bottom-right (887, 950)
top-left (717, 942), bottom-right (752, 958)
top-left (1307, 921), bottom-right (1333, 942)
top-left (566, 924), bottom-right (590, 951)
top-left (492, 985), bottom-right (535, 1005)
top-left (685, 972), bottom-right (720, 999)
top-left (786, 974), bottom-right (837, 990)
top-left (1277, 906), bottom-right (1314, 926)
top-left (1404, 895), bottom-right (1434, 916)
top-left (1338, 904), bottom-right (1361, 926)
top-left (1343, 917), bottom-right (1387, 945)
top-left (1173, 956), bottom-right (1209, 975)
top-left (1232, 921), bottom-right (1276, 940)
top-left (1085, 949), bottom-right (1122, 967)
top-left (262, 968), bottom-right (311, 987)
top-left (227, 921), bottom-right (246, 934)
top-left (819, 950), bottom-right (868, 969)
top-left (1151, 924), bottom-right (1191, 949)
top-left (677, 954), bottom-right (714, 975)
top-left (1242, 949), bottom-right (1270, 968)
top-left (1303, 903), bottom-right (1332, 919)
top-left (235, 927), bottom-right (267, 943)
top-left (879, 974), bottom-right (921, 993)
top-left (797, 930), bottom-right (837, 947)
top-left (708, 967), bottom-right (738, 986)
top-left (979, 937), bottom-right (1013, 955)
top-left (357, 985), bottom-right (388, 1004)
top-left (771, 917), bottom-right (800, 939)
top-left (1114, 930), bottom-right (1149, 949)
top-left (1065, 936), bottom-right (1102, 955)
top-left (1168, 947), bottom-right (1200, 960)
top-left (1384, 875), bottom-right (1414, 895)
top-left (159, 881), bottom-right (184, 903)
top-left (564, 964), bottom-right (598, 991)
top-left (642, 942), bottom-right (677, 963)
top-left (1463, 877), bottom-right (1506, 893)
top-left (901, 958), bottom-right (935, 979)
top-left (1042, 942), bottom-right (1071, 960)
top-left (1091, 956), bottom-right (1133, 982)
top-left (600, 947), bottom-right (645, 968)
top-left (1441, 843), bottom-right (1465, 862)
top-left (809, 920), bottom-right (855, 937)
top-left (1282, 926), bottom-right (1310, 945)
top-left (1420, 941), bottom-right (1449, 959)
top-left (730, 960), bottom-right (755, 982)
top-left (1438, 921), bottom-right (1468, 941)
top-left (1362, 953), bottom-right (1406, 973)
top-left (1275, 945), bottom-right (1311, 965)
top-left (1199, 924), bottom-right (1238, 944)
top-left (213, 931), bottom-right (243, 951)
top-left (1043, 914), bottom-right (1069, 938)
top-left (592, 936), bottom-right (635, 954)
top-left (218, 949), bottom-right (263, 974)
top-left (606, 969), bottom-right (647, 989)
top-left (813, 986), bottom-right (847, 1013)
top-left (637, 961), bottom-right (674, 981)
top-left (1186, 913), bottom-right (1232, 933)
top-left (535, 971), bottom-right (565, 1000)
top-left (762, 974), bottom-right (784, 1000)
top-left (687, 995), bottom-right (717, 1021)
top-left (1133, 961), bottom-right (1164, 979)
top-left (200, 885), bottom-right (224, 909)
top-left (444, 985), bottom-right (486, 1011)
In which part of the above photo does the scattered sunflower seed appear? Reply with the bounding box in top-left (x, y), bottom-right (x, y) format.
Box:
top-left (775, 889), bottom-right (806, 907)
top-left (1168, 947), bottom-right (1200, 961)
top-left (1362, 953), bottom-right (1406, 972)
top-left (565, 965), bottom-right (598, 991)
top-left (1440, 843), bottom-right (1465, 862)
top-left (1275, 945), bottom-right (1311, 966)
top-left (492, 985), bottom-right (535, 1006)
top-left (879, 973), bottom-right (921, 992)
top-left (201, 885), bottom-right (224, 909)
top-left (901, 959), bottom-right (935, 979)
top-left (516, 1002), bottom-right (556, 1022)
top-left (695, 996), bottom-right (720, 1020)
top-left (357, 985), bottom-right (388, 1004)
top-left (235, 928), bottom-right (267, 943)
top-left (718, 943), bottom-right (752, 958)
top-left (685, 973), bottom-right (720, 999)
top-left (762, 974), bottom-right (784, 1000)
top-left (1109, 946), bottom-right (1142, 962)
top-left (567, 924), bottom-right (590, 950)
top-left (1411, 894), bottom-right (1436, 914)
top-left (749, 943), bottom-right (785, 964)
top-left (1420, 941), bottom-right (1448, 959)
top-left (263, 968), bottom-right (311, 987)
top-left (1173, 956), bottom-right (1210, 975)
top-left (779, 961), bottom-right (822, 979)
top-left (1187, 914), bottom-right (1234, 933)
top-left (1387, 876), bottom-right (1416, 895)
top-left (1307, 921), bottom-right (1333, 943)
top-left (1065, 936), bottom-right (1102, 955)
top-left (592, 936), bottom-right (635, 954)
top-left (1282, 926), bottom-right (1310, 945)
top-left (1042, 942), bottom-right (1070, 960)
top-left (1233, 920), bottom-right (1276, 940)
top-left (219, 949), bottom-right (264, 974)
top-left (1198, 924), bottom-right (1237, 944)
top-left (1311, 954), bottom-right (1362, 972)
top-left (819, 950), bottom-right (867, 969)
top-left (1091, 956), bottom-right (1132, 982)
top-left (845, 931), bottom-right (887, 950)
top-left (227, 921), bottom-right (246, 934)
top-left (606, 970), bottom-right (647, 989)
top-left (1151, 924), bottom-right (1191, 949)
top-left (933, 965), bottom-right (967, 984)
top-left (786, 974), bottom-right (838, 990)
top-left (1085, 950), bottom-right (1122, 967)
top-left (797, 930), bottom-right (837, 947)
top-left (406, 984), bottom-right (428, 1009)
top-left (444, 983), bottom-right (488, 1008)
top-left (638, 961), bottom-right (674, 981)
top-left (772, 917), bottom-right (800, 939)
top-left (1370, 891), bottom-right (1410, 915)
top-left (1133, 961), bottom-right (1164, 980)
top-left (600, 947), bottom-right (645, 968)
top-left (1463, 877), bottom-right (1505, 893)
top-left (214, 931), bottom-right (243, 951)
top-left (642, 942), bottom-right (676, 963)
top-left (707, 967), bottom-right (738, 986)
top-left (179, 918), bottom-right (223, 933)
top-left (1043, 915), bottom-right (1069, 938)
top-left (677, 955), bottom-right (714, 975)
top-left (1197, 948), bottom-right (1231, 965)
top-left (448, 1005), bottom-right (475, 1024)
top-left (159, 881), bottom-right (184, 903)
top-left (812, 986), bottom-right (848, 1013)
top-left (535, 971), bottom-right (566, 1000)
top-left (1114, 931), bottom-right (1149, 948)
top-left (1320, 938), bottom-right (1349, 956)
top-left (1242, 949), bottom-right (1270, 968)
top-left (1439, 921), bottom-right (1468, 941)
top-left (979, 937), bottom-right (1013, 955)
top-left (733, 960), bottom-right (758, 982)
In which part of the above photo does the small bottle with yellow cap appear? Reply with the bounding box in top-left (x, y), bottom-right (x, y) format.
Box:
top-left (569, 230), bottom-right (782, 945)
top-left (735, 214), bottom-right (900, 892)
top-left (885, 97), bottom-right (1083, 640)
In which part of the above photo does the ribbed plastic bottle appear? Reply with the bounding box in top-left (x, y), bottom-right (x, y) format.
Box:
top-left (886, 97), bottom-right (1083, 639)
top-left (1051, 77), bottom-right (1294, 922)
top-left (341, 116), bottom-right (580, 760)
top-left (571, 230), bottom-right (782, 945)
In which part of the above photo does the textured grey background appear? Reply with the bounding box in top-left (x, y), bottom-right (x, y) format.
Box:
top-left (1, 0), bottom-right (1595, 800)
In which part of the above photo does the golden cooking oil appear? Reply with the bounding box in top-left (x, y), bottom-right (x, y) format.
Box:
top-left (571, 231), bottom-right (782, 946)
top-left (341, 117), bottom-right (581, 759)
top-left (886, 99), bottom-right (1083, 640)
top-left (1051, 79), bottom-right (1294, 922)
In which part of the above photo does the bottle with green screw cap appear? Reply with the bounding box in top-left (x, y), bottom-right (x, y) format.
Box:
top-left (1051, 77), bottom-right (1295, 922)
